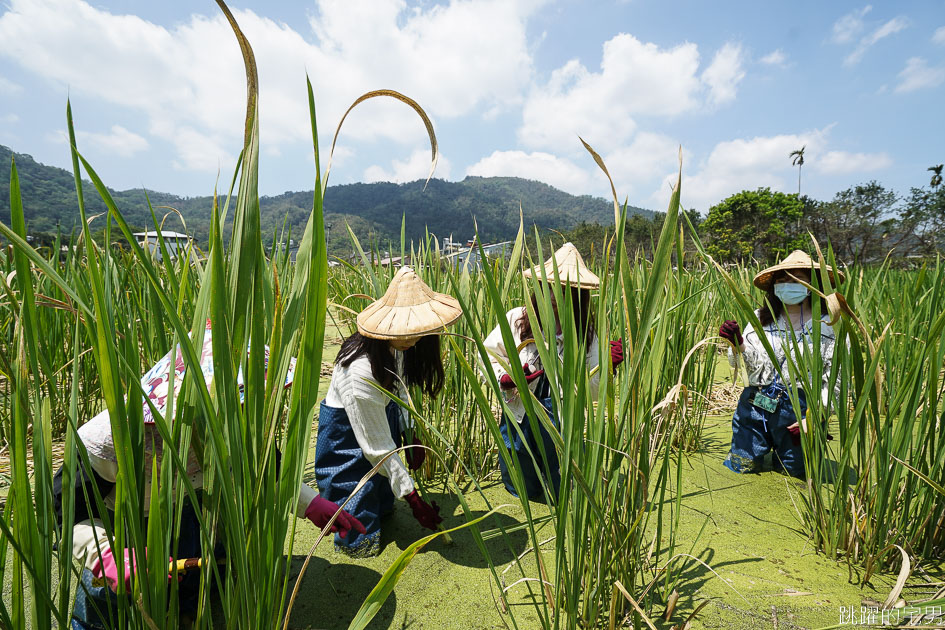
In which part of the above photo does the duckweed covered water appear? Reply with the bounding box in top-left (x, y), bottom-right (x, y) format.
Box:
top-left (279, 411), bottom-right (913, 629)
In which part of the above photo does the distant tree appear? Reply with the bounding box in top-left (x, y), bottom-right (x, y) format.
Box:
top-left (898, 184), bottom-right (945, 256)
top-left (554, 222), bottom-right (612, 264)
top-left (790, 146), bottom-right (806, 195)
top-left (558, 208), bottom-right (701, 265)
top-left (624, 213), bottom-right (660, 256)
top-left (804, 181), bottom-right (898, 264)
top-left (701, 188), bottom-right (805, 264)
top-left (929, 164), bottom-right (943, 189)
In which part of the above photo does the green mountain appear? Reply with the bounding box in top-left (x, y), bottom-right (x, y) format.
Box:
top-left (0, 145), bottom-right (652, 253)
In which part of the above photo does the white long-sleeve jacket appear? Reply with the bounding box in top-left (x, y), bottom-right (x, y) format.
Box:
top-left (727, 309), bottom-right (838, 406)
top-left (324, 352), bottom-right (415, 499)
top-left (482, 307), bottom-right (600, 423)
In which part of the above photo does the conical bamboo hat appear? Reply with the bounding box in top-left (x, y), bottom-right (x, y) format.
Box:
top-left (522, 242), bottom-right (600, 289)
top-left (357, 266), bottom-right (463, 340)
top-left (753, 249), bottom-right (844, 290)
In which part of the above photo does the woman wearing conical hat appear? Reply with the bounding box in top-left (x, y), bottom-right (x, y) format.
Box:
top-left (315, 267), bottom-right (461, 557)
top-left (718, 250), bottom-right (843, 479)
top-left (56, 320), bottom-right (365, 629)
top-left (482, 243), bottom-right (623, 501)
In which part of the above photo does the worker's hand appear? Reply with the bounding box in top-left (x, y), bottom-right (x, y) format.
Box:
top-left (499, 364), bottom-right (544, 390)
top-left (609, 340), bottom-right (624, 371)
top-left (305, 495), bottom-right (367, 539)
top-left (719, 320), bottom-right (743, 346)
top-left (402, 433), bottom-right (426, 471)
top-left (404, 490), bottom-right (443, 531)
top-left (92, 547), bottom-right (138, 592)
top-left (92, 547), bottom-right (176, 592)
top-left (523, 363), bottom-right (544, 384)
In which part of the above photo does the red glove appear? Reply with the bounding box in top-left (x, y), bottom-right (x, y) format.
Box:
top-left (787, 424), bottom-right (801, 446)
top-left (498, 364), bottom-right (544, 390)
top-left (403, 433), bottom-right (426, 470)
top-left (609, 340), bottom-right (624, 370)
top-left (404, 490), bottom-right (443, 531)
top-left (305, 496), bottom-right (367, 539)
top-left (719, 320), bottom-right (743, 346)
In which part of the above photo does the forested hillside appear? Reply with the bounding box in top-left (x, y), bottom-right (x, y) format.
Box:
top-left (0, 145), bottom-right (649, 253)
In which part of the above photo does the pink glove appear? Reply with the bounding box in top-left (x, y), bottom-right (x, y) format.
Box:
top-left (92, 547), bottom-right (137, 592)
top-left (403, 433), bottom-right (426, 471)
top-left (305, 495), bottom-right (367, 539)
top-left (92, 547), bottom-right (176, 592)
top-left (499, 364), bottom-right (544, 390)
top-left (404, 490), bottom-right (443, 531)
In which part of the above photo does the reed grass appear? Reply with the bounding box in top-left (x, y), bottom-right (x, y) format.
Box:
top-left (2, 5), bottom-right (943, 627)
top-left (0, 2), bottom-right (332, 626)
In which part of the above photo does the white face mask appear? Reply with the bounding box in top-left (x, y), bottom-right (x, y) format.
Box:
top-left (774, 282), bottom-right (809, 305)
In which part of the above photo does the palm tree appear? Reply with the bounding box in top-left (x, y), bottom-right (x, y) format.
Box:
top-left (929, 164), bottom-right (943, 188)
top-left (790, 146), bottom-right (805, 195)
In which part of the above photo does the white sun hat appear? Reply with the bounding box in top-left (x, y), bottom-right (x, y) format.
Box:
top-left (356, 266), bottom-right (463, 340)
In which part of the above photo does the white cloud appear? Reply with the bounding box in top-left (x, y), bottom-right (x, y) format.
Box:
top-left (602, 132), bottom-right (681, 199)
top-left (0, 0), bottom-right (544, 172)
top-left (895, 57), bottom-right (945, 93)
top-left (363, 148), bottom-right (451, 183)
top-left (934, 26), bottom-right (945, 44)
top-left (702, 43), bottom-right (745, 106)
top-left (519, 34), bottom-right (743, 154)
top-left (0, 76), bottom-right (23, 94)
top-left (654, 128), bottom-right (832, 211)
top-left (84, 125), bottom-right (149, 157)
top-left (843, 16), bottom-right (908, 66)
top-left (462, 133), bottom-right (681, 208)
top-left (169, 127), bottom-right (235, 172)
top-left (817, 150), bottom-right (892, 174)
top-left (466, 150), bottom-right (593, 195)
top-left (651, 128), bottom-right (897, 211)
top-left (759, 49), bottom-right (787, 66)
top-left (0, 113), bottom-right (19, 124)
top-left (832, 6), bottom-right (872, 44)
top-left (46, 125), bottom-right (150, 157)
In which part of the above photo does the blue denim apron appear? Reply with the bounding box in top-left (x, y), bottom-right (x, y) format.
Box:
top-left (498, 376), bottom-right (561, 502)
top-left (314, 400), bottom-right (402, 557)
top-left (723, 385), bottom-right (807, 479)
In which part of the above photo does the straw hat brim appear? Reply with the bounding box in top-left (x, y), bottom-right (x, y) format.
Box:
top-left (356, 292), bottom-right (462, 340)
top-left (753, 260), bottom-right (845, 290)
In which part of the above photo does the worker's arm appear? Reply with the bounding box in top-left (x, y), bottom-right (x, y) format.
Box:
top-left (341, 359), bottom-right (415, 499)
top-left (73, 519), bottom-right (110, 572)
top-left (482, 308), bottom-right (525, 384)
top-left (586, 334), bottom-right (601, 400)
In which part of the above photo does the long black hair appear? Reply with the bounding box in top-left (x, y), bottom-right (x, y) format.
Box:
top-left (758, 270), bottom-right (819, 327)
top-left (335, 331), bottom-right (445, 397)
top-left (757, 288), bottom-right (783, 328)
top-left (517, 285), bottom-right (595, 345)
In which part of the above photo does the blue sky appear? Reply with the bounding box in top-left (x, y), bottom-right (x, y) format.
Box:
top-left (0, 0), bottom-right (942, 214)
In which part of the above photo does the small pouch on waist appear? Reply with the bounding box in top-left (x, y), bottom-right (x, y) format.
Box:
top-left (751, 391), bottom-right (779, 413)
